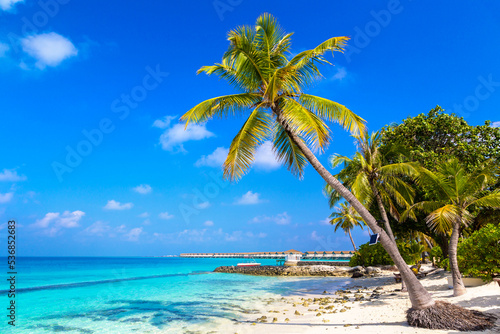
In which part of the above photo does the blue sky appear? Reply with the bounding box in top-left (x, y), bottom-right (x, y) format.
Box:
top-left (1, 0), bottom-right (499, 256)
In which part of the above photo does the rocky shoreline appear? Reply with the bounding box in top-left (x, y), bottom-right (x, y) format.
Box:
top-left (214, 265), bottom-right (390, 277)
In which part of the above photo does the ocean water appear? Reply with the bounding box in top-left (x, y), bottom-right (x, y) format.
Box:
top-left (0, 257), bottom-right (350, 333)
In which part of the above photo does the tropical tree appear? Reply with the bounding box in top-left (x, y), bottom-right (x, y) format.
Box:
top-left (326, 131), bottom-right (417, 242)
top-left (181, 13), bottom-right (495, 330)
top-left (329, 202), bottom-right (364, 251)
top-left (402, 159), bottom-right (500, 296)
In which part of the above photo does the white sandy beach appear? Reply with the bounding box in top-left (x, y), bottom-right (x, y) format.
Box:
top-left (226, 269), bottom-right (500, 334)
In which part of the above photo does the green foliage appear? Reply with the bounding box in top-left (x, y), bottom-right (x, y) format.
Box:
top-left (457, 224), bottom-right (500, 282)
top-left (349, 242), bottom-right (392, 267)
top-left (429, 245), bottom-right (448, 269)
top-left (349, 241), bottom-right (421, 266)
top-left (381, 106), bottom-right (500, 172)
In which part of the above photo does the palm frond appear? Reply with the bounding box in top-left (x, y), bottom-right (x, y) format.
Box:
top-left (299, 94), bottom-right (365, 136)
top-left (425, 204), bottom-right (459, 234)
top-left (272, 122), bottom-right (308, 178)
top-left (181, 93), bottom-right (261, 126)
top-left (280, 97), bottom-right (331, 151)
top-left (223, 107), bottom-right (272, 181)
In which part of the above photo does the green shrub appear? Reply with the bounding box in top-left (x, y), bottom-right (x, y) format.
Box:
top-left (457, 224), bottom-right (500, 282)
top-left (429, 245), bottom-right (448, 269)
top-left (349, 241), bottom-right (422, 267)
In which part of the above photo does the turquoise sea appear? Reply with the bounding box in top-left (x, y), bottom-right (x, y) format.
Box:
top-left (1, 257), bottom-right (350, 333)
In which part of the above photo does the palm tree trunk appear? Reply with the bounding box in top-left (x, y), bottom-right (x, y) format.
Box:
top-left (448, 220), bottom-right (466, 296)
top-left (348, 229), bottom-right (357, 251)
top-left (369, 182), bottom-right (397, 243)
top-left (275, 113), bottom-right (435, 310)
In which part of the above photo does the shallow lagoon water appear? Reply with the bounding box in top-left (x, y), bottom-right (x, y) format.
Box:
top-left (1, 257), bottom-right (349, 333)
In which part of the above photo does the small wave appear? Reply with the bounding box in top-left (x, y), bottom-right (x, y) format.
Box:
top-left (0, 271), bottom-right (213, 294)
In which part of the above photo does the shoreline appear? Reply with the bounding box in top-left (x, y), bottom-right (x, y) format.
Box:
top-left (212, 268), bottom-right (500, 333)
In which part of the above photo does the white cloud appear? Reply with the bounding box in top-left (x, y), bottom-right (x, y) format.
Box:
top-left (155, 117), bottom-right (215, 152)
top-left (0, 169), bottom-right (27, 182)
top-left (178, 228), bottom-right (208, 242)
top-left (104, 200), bottom-right (133, 210)
top-left (332, 66), bottom-right (347, 81)
top-left (138, 212), bottom-right (149, 218)
top-left (133, 184), bottom-right (152, 194)
top-left (235, 191), bottom-right (263, 205)
top-left (125, 227), bottom-right (143, 241)
top-left (225, 230), bottom-right (243, 242)
top-left (253, 141), bottom-right (281, 170)
top-left (492, 121), bottom-right (500, 128)
top-left (252, 212), bottom-right (291, 225)
top-left (204, 220), bottom-right (214, 227)
top-left (195, 147), bottom-right (228, 167)
top-left (0, 192), bottom-right (13, 203)
top-left (32, 210), bottom-right (85, 236)
top-left (245, 231), bottom-right (267, 238)
top-left (195, 141), bottom-right (280, 171)
top-left (311, 230), bottom-right (321, 241)
top-left (21, 32), bottom-right (78, 69)
top-left (319, 217), bottom-right (331, 225)
top-left (197, 201), bottom-right (210, 209)
top-left (0, 42), bottom-right (9, 57)
top-left (152, 115), bottom-right (176, 129)
top-left (0, 0), bottom-right (23, 11)
top-left (83, 221), bottom-right (111, 237)
top-left (158, 211), bottom-right (174, 220)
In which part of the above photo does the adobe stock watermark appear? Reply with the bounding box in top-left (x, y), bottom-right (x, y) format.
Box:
top-left (6, 0), bottom-right (71, 54)
top-left (213, 0), bottom-right (243, 21)
top-left (51, 65), bottom-right (169, 182)
top-left (178, 170), bottom-right (229, 224)
top-left (344, 0), bottom-right (406, 63)
top-left (451, 74), bottom-right (500, 118)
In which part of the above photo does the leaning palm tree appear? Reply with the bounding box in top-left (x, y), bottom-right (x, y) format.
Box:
top-left (326, 131), bottom-right (417, 242)
top-left (330, 202), bottom-right (364, 251)
top-left (181, 13), bottom-right (495, 330)
top-left (403, 158), bottom-right (500, 296)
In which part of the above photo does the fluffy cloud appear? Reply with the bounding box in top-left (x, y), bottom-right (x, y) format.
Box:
top-left (332, 66), bottom-right (347, 81)
top-left (253, 141), bottom-right (281, 170)
top-left (125, 227), bottom-right (143, 241)
top-left (21, 32), bottom-right (78, 69)
top-left (0, 169), bottom-right (27, 182)
top-left (0, 192), bottom-right (13, 203)
top-left (133, 184), bottom-right (152, 194)
top-left (203, 220), bottom-right (214, 227)
top-left (492, 121), bottom-right (500, 128)
top-left (0, 0), bottom-right (23, 11)
top-left (158, 211), bottom-right (174, 220)
top-left (83, 221), bottom-right (111, 237)
top-left (104, 200), bottom-right (133, 210)
top-left (195, 147), bottom-right (228, 167)
top-left (252, 212), bottom-right (291, 225)
top-left (83, 222), bottom-right (142, 241)
top-left (225, 230), bottom-right (243, 242)
top-left (138, 212), bottom-right (149, 218)
top-left (32, 210), bottom-right (85, 236)
top-left (319, 217), bottom-right (331, 225)
top-left (196, 141), bottom-right (280, 170)
top-left (197, 201), bottom-right (210, 209)
top-left (234, 191), bottom-right (263, 205)
top-left (154, 116), bottom-right (215, 152)
top-left (152, 115), bottom-right (176, 129)
top-left (0, 42), bottom-right (9, 57)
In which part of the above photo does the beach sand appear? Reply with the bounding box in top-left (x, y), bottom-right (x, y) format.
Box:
top-left (229, 269), bottom-right (500, 333)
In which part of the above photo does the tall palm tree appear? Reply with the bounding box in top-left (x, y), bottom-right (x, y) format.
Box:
top-left (180, 14), bottom-right (495, 329)
top-left (403, 159), bottom-right (500, 296)
top-left (330, 202), bottom-right (364, 251)
top-left (326, 131), bottom-right (417, 242)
